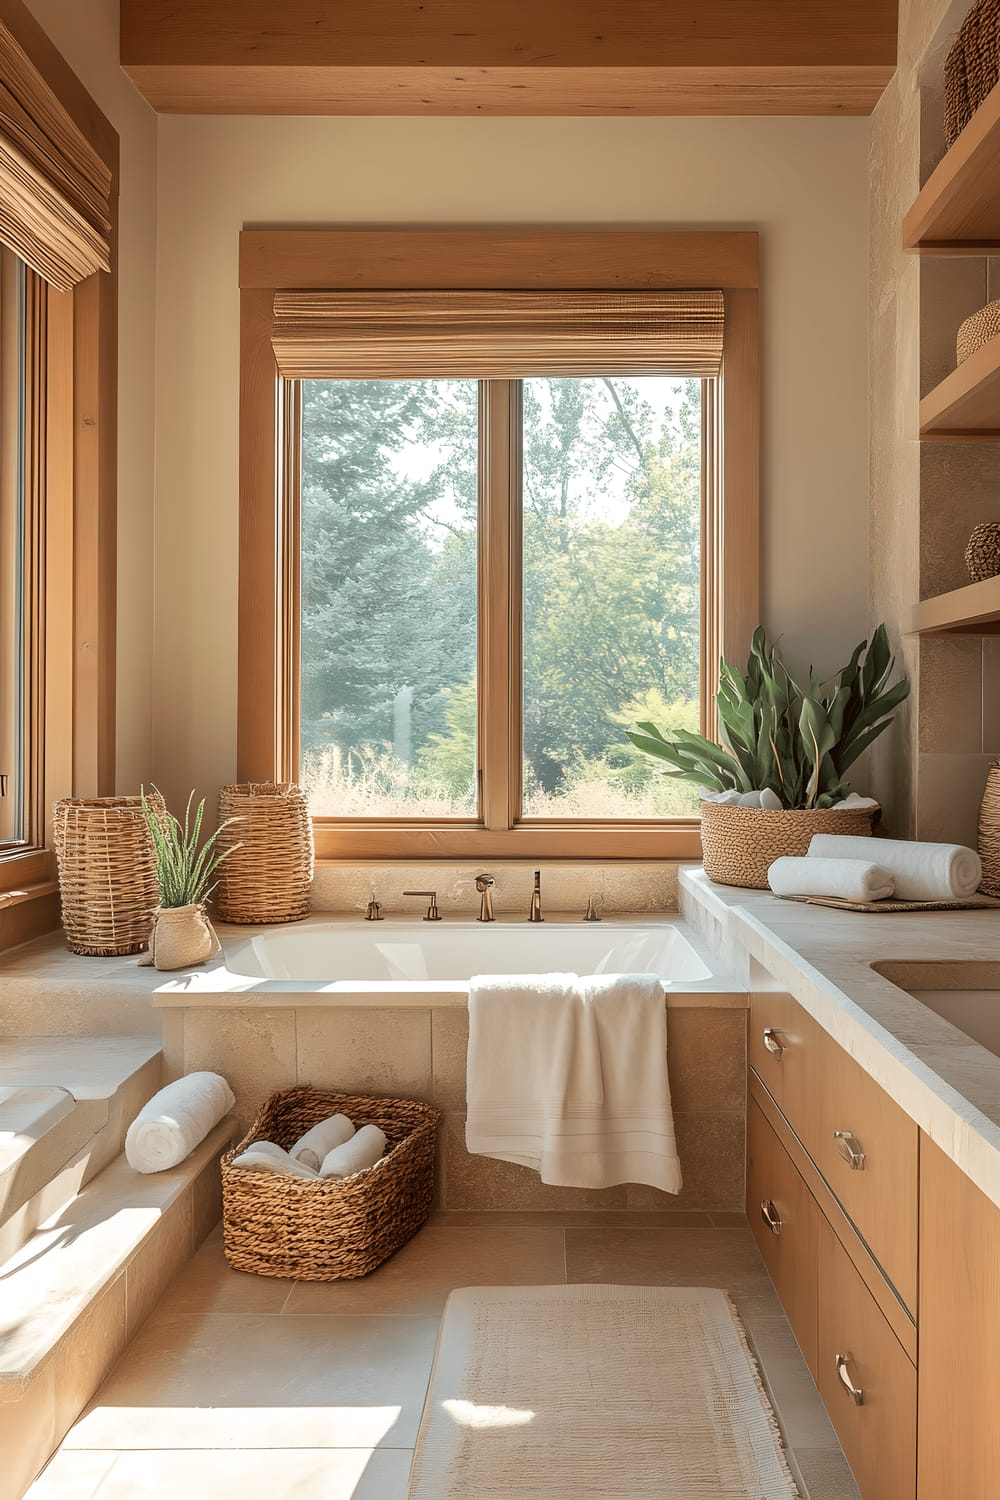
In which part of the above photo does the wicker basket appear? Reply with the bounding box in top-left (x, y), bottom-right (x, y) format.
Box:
top-left (53, 794), bottom-right (164, 956)
top-left (966, 522), bottom-right (1000, 583)
top-left (215, 782), bottom-right (313, 924)
top-left (978, 761), bottom-right (1000, 896)
top-left (221, 1086), bottom-right (441, 1280)
top-left (700, 801), bottom-right (877, 890)
top-left (944, 0), bottom-right (1000, 146)
top-left (957, 299), bottom-right (1000, 364)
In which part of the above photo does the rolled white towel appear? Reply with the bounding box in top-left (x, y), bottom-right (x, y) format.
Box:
top-left (318, 1124), bottom-right (388, 1181)
top-left (125, 1071), bottom-right (235, 1174)
top-left (230, 1140), bottom-right (320, 1179)
top-left (289, 1113), bottom-right (356, 1171)
top-left (768, 856), bottom-right (895, 902)
top-left (808, 834), bottom-right (982, 901)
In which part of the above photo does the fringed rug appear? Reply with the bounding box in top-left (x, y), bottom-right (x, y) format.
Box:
top-left (408, 1284), bottom-right (798, 1499)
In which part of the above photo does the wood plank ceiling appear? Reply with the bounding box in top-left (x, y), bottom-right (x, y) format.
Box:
top-left (120, 0), bottom-right (898, 116)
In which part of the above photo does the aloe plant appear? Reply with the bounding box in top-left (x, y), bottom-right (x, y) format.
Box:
top-left (141, 789), bottom-right (240, 908)
top-left (627, 625), bottom-right (909, 810)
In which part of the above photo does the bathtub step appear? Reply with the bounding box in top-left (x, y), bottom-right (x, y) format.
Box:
top-left (0, 1120), bottom-right (233, 1500)
top-left (0, 1038), bottom-right (163, 1266)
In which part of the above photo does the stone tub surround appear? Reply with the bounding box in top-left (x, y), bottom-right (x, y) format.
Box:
top-left (311, 860), bottom-right (681, 916)
top-left (679, 866), bottom-right (1000, 1216)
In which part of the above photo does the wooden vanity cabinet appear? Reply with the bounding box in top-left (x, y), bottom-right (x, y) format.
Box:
top-left (917, 1134), bottom-right (1000, 1499)
top-left (747, 1095), bottom-right (819, 1374)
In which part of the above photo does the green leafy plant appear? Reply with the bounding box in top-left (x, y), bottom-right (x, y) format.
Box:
top-left (626, 625), bottom-right (909, 810)
top-left (141, 789), bottom-right (240, 908)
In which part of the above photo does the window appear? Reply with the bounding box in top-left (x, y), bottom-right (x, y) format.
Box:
top-left (239, 230), bottom-right (759, 860)
top-left (0, 250), bottom-right (28, 848)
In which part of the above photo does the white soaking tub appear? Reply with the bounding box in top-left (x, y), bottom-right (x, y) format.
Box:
top-left (223, 917), bottom-right (712, 987)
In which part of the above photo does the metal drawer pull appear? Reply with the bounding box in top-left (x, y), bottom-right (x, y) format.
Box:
top-left (762, 1028), bottom-right (784, 1059)
top-left (836, 1353), bottom-right (864, 1406)
top-left (760, 1199), bottom-right (782, 1236)
top-left (834, 1130), bottom-right (866, 1171)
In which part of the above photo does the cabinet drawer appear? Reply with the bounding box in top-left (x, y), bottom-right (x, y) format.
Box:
top-left (816, 1038), bottom-right (918, 1313)
top-left (818, 1222), bottom-right (915, 1500)
top-left (746, 1095), bottom-right (819, 1375)
top-left (748, 964), bottom-right (821, 1154)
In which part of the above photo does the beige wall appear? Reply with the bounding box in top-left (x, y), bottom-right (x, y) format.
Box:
top-left (152, 115), bottom-right (871, 811)
top-left (23, 0), bottom-right (158, 794)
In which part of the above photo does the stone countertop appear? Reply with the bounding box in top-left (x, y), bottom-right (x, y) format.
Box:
top-left (680, 865), bottom-right (1000, 1212)
top-left (0, 911), bottom-right (747, 1015)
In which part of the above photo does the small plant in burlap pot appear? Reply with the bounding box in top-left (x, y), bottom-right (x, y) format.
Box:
top-left (139, 789), bottom-right (240, 971)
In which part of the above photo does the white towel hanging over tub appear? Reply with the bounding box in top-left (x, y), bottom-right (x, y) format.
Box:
top-left (465, 971), bottom-right (682, 1194)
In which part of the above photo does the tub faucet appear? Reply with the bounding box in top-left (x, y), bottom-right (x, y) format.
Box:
top-left (364, 893), bottom-right (383, 921)
top-left (403, 889), bottom-right (442, 922)
top-left (528, 869), bottom-right (544, 923)
top-left (475, 874), bottom-right (495, 922)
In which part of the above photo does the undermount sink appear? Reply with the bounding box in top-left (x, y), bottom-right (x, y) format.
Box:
top-left (874, 961), bottom-right (1000, 1060)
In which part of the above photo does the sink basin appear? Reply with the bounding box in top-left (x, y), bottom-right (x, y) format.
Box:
top-left (874, 961), bottom-right (1000, 1060)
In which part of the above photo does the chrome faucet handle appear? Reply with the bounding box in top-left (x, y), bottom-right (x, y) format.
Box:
top-left (364, 894), bottom-right (383, 921)
top-left (403, 890), bottom-right (442, 922)
top-left (475, 874), bottom-right (496, 923)
top-left (583, 894), bottom-right (601, 922)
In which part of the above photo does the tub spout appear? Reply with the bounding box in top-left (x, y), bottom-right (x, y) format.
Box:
top-left (528, 869), bottom-right (544, 923)
top-left (475, 874), bottom-right (495, 922)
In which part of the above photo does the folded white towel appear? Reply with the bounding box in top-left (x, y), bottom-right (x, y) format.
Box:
top-left (808, 834), bottom-right (982, 901)
top-left (466, 971), bottom-right (682, 1194)
top-left (289, 1113), bottom-right (355, 1170)
top-left (768, 856), bottom-right (895, 902)
top-left (230, 1140), bottom-right (319, 1179)
top-left (318, 1123), bottom-right (388, 1180)
top-left (125, 1071), bottom-right (235, 1174)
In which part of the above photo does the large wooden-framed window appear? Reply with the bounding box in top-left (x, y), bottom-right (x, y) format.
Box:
top-left (239, 230), bottom-right (758, 861)
top-left (0, 0), bottom-right (117, 942)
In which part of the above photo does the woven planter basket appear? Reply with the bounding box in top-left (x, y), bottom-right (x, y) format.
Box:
top-left (53, 794), bottom-right (164, 956)
top-left (700, 801), bottom-right (876, 890)
top-left (966, 522), bottom-right (1000, 583)
top-left (957, 299), bottom-right (1000, 364)
top-left (215, 782), bottom-right (313, 924)
top-left (978, 761), bottom-right (1000, 896)
top-left (944, 0), bottom-right (1000, 146)
top-left (222, 1086), bottom-right (441, 1280)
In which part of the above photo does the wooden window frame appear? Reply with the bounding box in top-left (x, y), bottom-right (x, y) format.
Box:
top-left (239, 229), bottom-right (759, 861)
top-left (0, 0), bottom-right (118, 939)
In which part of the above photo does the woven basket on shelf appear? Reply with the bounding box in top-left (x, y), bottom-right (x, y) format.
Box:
top-left (215, 782), bottom-right (313, 924)
top-left (222, 1086), bottom-right (441, 1280)
top-left (944, 0), bottom-right (1000, 146)
top-left (700, 801), bottom-right (876, 890)
top-left (957, 299), bottom-right (1000, 364)
top-left (966, 522), bottom-right (1000, 582)
top-left (978, 761), bottom-right (1000, 896)
top-left (53, 794), bottom-right (164, 956)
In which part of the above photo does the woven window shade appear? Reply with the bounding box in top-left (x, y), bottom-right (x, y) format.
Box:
top-left (271, 289), bottom-right (725, 380)
top-left (0, 22), bottom-right (112, 293)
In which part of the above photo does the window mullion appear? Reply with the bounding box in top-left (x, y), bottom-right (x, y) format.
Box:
top-left (478, 379), bottom-right (520, 830)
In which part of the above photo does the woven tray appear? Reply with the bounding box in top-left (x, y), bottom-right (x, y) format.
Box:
top-left (221, 1086), bottom-right (441, 1280)
top-left (780, 894), bottom-right (997, 914)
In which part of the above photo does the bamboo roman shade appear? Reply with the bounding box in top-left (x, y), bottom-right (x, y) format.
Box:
top-left (0, 21), bottom-right (112, 292)
top-left (271, 289), bottom-right (725, 380)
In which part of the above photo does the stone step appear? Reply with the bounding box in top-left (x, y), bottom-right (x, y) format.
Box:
top-left (0, 1120), bottom-right (233, 1500)
top-left (0, 1037), bottom-right (163, 1264)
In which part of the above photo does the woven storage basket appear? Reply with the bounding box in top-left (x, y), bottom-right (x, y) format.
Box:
top-left (700, 801), bottom-right (876, 890)
top-left (978, 761), bottom-right (1000, 896)
top-left (215, 782), bottom-right (313, 924)
top-left (957, 299), bottom-right (1000, 364)
top-left (944, 0), bottom-right (1000, 146)
top-left (222, 1086), bottom-right (441, 1280)
top-left (966, 522), bottom-right (1000, 582)
top-left (53, 794), bottom-right (164, 956)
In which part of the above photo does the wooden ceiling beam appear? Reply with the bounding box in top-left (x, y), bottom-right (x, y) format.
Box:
top-left (120, 1), bottom-right (897, 116)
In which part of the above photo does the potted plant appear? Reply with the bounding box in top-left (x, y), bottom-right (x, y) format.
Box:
top-left (139, 790), bottom-right (239, 970)
top-left (627, 625), bottom-right (910, 888)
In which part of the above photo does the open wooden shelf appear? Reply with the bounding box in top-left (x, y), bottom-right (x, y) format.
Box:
top-left (904, 80), bottom-right (1000, 252)
top-left (912, 575), bottom-right (1000, 636)
top-left (919, 330), bottom-right (1000, 439)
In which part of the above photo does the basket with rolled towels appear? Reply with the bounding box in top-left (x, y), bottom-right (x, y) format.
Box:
top-left (767, 835), bottom-right (985, 908)
top-left (221, 1085), bottom-right (441, 1280)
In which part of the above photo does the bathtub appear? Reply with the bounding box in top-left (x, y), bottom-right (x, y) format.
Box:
top-left (223, 916), bottom-right (712, 987)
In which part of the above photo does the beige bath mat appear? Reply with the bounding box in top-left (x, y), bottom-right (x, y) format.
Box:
top-left (408, 1284), bottom-right (798, 1499)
